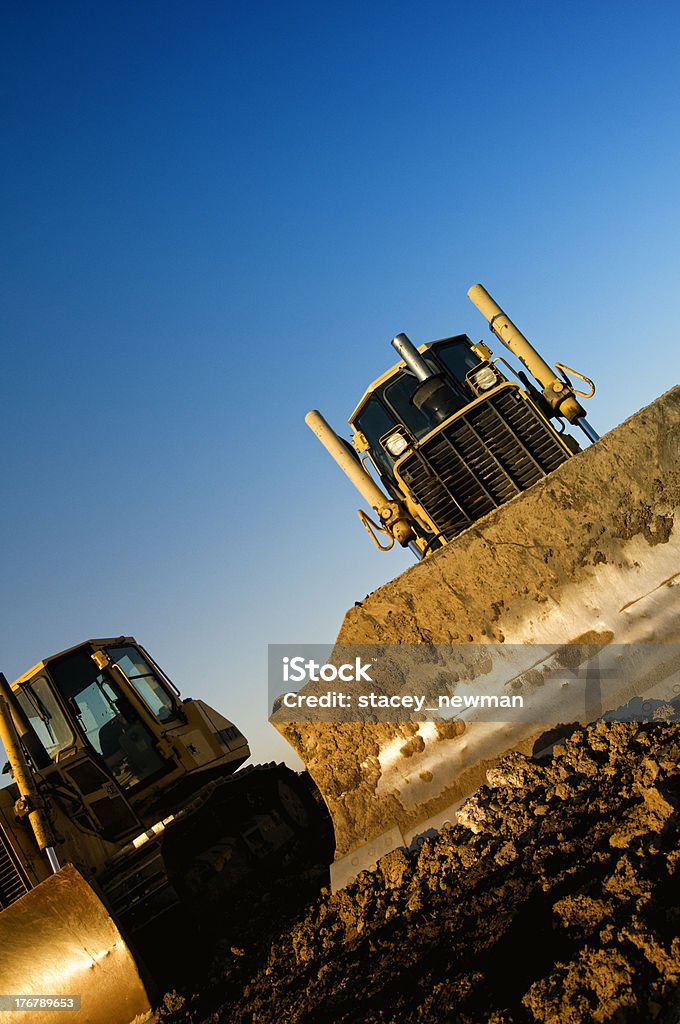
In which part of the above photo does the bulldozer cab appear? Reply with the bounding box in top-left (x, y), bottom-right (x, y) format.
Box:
top-left (7, 637), bottom-right (250, 853)
top-left (15, 641), bottom-right (178, 794)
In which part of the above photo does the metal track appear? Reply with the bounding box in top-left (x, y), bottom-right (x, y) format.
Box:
top-left (101, 763), bottom-right (331, 934)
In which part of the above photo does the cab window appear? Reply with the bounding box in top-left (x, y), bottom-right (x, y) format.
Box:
top-left (107, 645), bottom-right (176, 723)
top-left (16, 678), bottom-right (74, 760)
top-left (48, 648), bottom-right (167, 791)
top-left (353, 398), bottom-right (398, 480)
top-left (431, 338), bottom-right (480, 383)
top-left (382, 368), bottom-right (437, 439)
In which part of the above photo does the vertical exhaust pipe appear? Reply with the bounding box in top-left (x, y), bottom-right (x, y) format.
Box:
top-left (390, 333), bottom-right (433, 382)
top-left (390, 332), bottom-right (462, 425)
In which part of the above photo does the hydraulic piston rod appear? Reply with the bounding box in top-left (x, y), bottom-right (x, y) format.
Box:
top-left (305, 410), bottom-right (392, 510)
top-left (467, 283), bottom-right (590, 427)
top-left (0, 674), bottom-right (59, 870)
top-left (305, 410), bottom-right (414, 546)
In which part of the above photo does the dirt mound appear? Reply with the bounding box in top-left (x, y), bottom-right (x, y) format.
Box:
top-left (162, 719), bottom-right (678, 1024)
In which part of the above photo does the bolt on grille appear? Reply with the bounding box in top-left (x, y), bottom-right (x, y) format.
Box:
top-left (0, 830), bottom-right (29, 910)
top-left (397, 385), bottom-right (571, 542)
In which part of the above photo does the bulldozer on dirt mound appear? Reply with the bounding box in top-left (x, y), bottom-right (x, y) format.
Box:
top-left (0, 637), bottom-right (331, 1023)
top-left (288, 284), bottom-right (679, 891)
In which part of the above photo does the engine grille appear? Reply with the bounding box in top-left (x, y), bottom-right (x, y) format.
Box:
top-left (396, 385), bottom-right (571, 542)
top-left (0, 830), bottom-right (29, 910)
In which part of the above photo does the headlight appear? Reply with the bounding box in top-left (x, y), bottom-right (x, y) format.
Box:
top-left (384, 431), bottom-right (409, 457)
top-left (470, 365), bottom-right (498, 391)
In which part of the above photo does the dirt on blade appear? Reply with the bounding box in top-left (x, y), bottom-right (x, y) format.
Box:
top-left (162, 718), bottom-right (679, 1024)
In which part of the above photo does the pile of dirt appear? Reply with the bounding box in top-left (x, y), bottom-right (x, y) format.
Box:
top-left (163, 720), bottom-right (679, 1024)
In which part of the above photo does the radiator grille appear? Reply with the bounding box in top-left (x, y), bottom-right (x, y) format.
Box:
top-left (397, 385), bottom-right (571, 542)
top-left (0, 830), bottom-right (29, 910)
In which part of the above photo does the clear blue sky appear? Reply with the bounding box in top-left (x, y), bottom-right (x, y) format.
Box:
top-left (2, 1), bottom-right (680, 766)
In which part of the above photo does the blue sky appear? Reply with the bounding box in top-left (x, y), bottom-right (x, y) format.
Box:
top-left (2, 1), bottom-right (680, 766)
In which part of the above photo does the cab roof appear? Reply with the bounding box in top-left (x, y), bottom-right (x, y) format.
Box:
top-left (12, 636), bottom-right (137, 688)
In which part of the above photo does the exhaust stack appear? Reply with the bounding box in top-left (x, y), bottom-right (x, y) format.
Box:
top-left (390, 333), bottom-right (433, 382)
top-left (390, 333), bottom-right (462, 425)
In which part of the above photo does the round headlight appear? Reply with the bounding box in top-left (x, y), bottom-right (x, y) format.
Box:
top-left (471, 365), bottom-right (498, 391)
top-left (385, 432), bottom-right (409, 457)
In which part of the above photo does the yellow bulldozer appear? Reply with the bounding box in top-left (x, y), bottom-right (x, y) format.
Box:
top-left (0, 637), bottom-right (331, 1023)
top-left (306, 284), bottom-right (599, 556)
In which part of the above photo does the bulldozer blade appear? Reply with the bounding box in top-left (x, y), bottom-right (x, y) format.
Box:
top-left (0, 864), bottom-right (153, 1024)
top-left (277, 386), bottom-right (680, 889)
